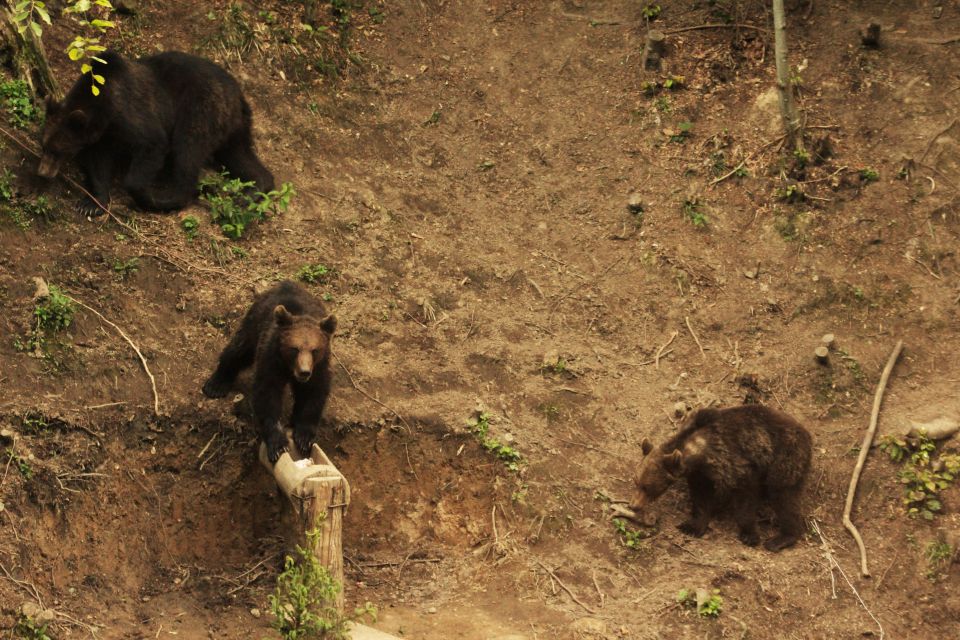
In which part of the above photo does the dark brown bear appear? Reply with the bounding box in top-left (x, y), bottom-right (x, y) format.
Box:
top-left (629, 405), bottom-right (812, 551)
top-left (38, 50), bottom-right (273, 216)
top-left (202, 281), bottom-right (336, 463)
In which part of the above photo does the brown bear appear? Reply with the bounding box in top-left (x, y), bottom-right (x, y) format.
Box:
top-left (202, 281), bottom-right (336, 463)
top-left (38, 50), bottom-right (274, 216)
top-left (629, 404), bottom-right (812, 551)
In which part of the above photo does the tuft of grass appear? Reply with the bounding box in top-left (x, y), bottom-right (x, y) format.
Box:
top-left (198, 171), bottom-right (294, 239)
top-left (0, 79), bottom-right (40, 128)
top-left (468, 411), bottom-right (522, 472)
top-left (925, 540), bottom-right (953, 581)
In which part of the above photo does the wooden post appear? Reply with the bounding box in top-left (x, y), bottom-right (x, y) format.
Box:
top-left (260, 442), bottom-right (351, 610)
top-left (641, 30), bottom-right (666, 71)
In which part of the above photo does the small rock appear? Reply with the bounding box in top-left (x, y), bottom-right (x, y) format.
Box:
top-left (906, 417), bottom-right (960, 441)
top-left (860, 20), bottom-right (881, 47)
top-left (250, 608), bottom-right (261, 618)
top-left (627, 193), bottom-right (644, 214)
top-left (743, 264), bottom-right (759, 279)
top-left (32, 277), bottom-right (49, 301)
top-left (542, 350), bottom-right (559, 368)
top-left (672, 401), bottom-right (689, 419)
top-left (427, 606), bottom-right (437, 614)
top-left (814, 346), bottom-right (829, 364)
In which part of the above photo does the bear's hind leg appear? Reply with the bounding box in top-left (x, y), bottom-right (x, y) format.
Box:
top-left (733, 482), bottom-right (761, 547)
top-left (202, 329), bottom-right (256, 398)
top-left (764, 488), bottom-right (803, 551)
top-left (77, 148), bottom-right (115, 216)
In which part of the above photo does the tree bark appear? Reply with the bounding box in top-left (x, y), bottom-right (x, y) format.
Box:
top-left (0, 4), bottom-right (60, 100)
top-left (771, 0), bottom-right (801, 151)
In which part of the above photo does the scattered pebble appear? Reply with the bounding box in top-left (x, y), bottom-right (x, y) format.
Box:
top-left (250, 608), bottom-right (261, 618)
top-left (427, 606), bottom-right (437, 614)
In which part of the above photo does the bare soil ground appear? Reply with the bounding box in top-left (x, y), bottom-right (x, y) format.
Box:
top-left (2, 0), bottom-right (960, 638)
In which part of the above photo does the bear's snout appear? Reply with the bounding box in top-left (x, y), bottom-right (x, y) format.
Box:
top-left (294, 370), bottom-right (312, 383)
top-left (294, 352), bottom-right (314, 382)
top-left (37, 155), bottom-right (61, 179)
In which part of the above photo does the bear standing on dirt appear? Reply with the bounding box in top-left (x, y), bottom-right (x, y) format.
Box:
top-left (202, 281), bottom-right (336, 463)
top-left (38, 50), bottom-right (274, 216)
top-left (629, 405), bottom-right (812, 551)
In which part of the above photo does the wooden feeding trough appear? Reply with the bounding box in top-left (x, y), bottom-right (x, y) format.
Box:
top-left (259, 442), bottom-right (398, 639)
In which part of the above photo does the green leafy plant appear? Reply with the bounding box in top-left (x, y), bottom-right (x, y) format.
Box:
top-left (199, 171), bottom-right (295, 239)
top-left (423, 109), bottom-right (441, 126)
top-left (669, 121), bottom-right (693, 143)
top-left (677, 588), bottom-right (723, 617)
top-left (655, 96), bottom-right (671, 113)
top-left (663, 75), bottom-right (684, 90)
top-left (269, 527), bottom-right (375, 639)
top-left (793, 148), bottom-right (810, 169)
top-left (0, 80), bottom-right (40, 128)
top-left (613, 517), bottom-right (654, 550)
top-left (879, 431), bottom-right (960, 520)
top-left (682, 198), bottom-right (708, 227)
top-left (0, 168), bottom-right (15, 201)
top-left (859, 168), bottom-right (880, 183)
top-left (468, 412), bottom-right (522, 472)
top-left (5, 449), bottom-right (33, 480)
top-left (181, 215), bottom-right (200, 240)
top-left (111, 256), bottom-right (139, 278)
top-left (297, 263), bottom-right (333, 284)
top-left (35, 285), bottom-right (75, 333)
top-left (641, 4), bottom-right (661, 20)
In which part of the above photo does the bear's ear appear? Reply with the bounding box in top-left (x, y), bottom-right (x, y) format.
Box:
top-left (66, 110), bottom-right (89, 132)
top-left (320, 314), bottom-right (337, 336)
top-left (663, 450), bottom-right (684, 474)
top-left (641, 438), bottom-right (653, 456)
top-left (274, 305), bottom-right (294, 326)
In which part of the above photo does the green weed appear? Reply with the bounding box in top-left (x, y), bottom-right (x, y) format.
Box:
top-left (669, 121), bottom-right (693, 143)
top-left (269, 527), bottom-right (376, 639)
top-left (655, 96), bottom-right (671, 113)
top-left (641, 4), bottom-right (661, 20)
top-left (5, 449), bottom-right (33, 480)
top-left (0, 168), bottom-right (14, 201)
top-left (677, 588), bottom-right (723, 617)
top-left (13, 613), bottom-right (51, 640)
top-left (35, 285), bottom-right (74, 333)
top-left (613, 517), bottom-right (655, 550)
top-left (0, 79), bottom-right (40, 128)
top-left (859, 168), bottom-right (880, 183)
top-left (111, 257), bottom-right (139, 279)
top-left (925, 540), bottom-right (953, 581)
top-left (181, 215), bottom-right (200, 240)
top-left (468, 412), bottom-right (522, 472)
top-left (663, 75), bottom-right (684, 90)
top-left (297, 263), bottom-right (333, 284)
top-left (682, 198), bottom-right (708, 227)
top-left (879, 431), bottom-right (960, 520)
top-left (198, 171), bottom-right (294, 239)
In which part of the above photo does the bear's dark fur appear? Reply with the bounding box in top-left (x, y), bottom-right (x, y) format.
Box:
top-left (39, 50), bottom-right (273, 215)
top-left (202, 281), bottom-right (336, 463)
top-left (629, 405), bottom-right (812, 551)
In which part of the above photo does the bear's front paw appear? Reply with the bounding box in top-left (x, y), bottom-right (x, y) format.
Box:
top-left (763, 534), bottom-right (799, 552)
top-left (293, 428), bottom-right (316, 457)
top-left (738, 529), bottom-right (760, 547)
top-left (202, 375), bottom-right (231, 399)
top-left (77, 197), bottom-right (107, 218)
top-left (678, 521), bottom-right (709, 538)
top-left (266, 441), bottom-right (288, 464)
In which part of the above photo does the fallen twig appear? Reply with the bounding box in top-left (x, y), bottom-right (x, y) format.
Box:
top-left (67, 294), bottom-right (160, 416)
top-left (708, 160), bottom-right (745, 186)
top-left (666, 23), bottom-right (770, 35)
top-left (812, 520), bottom-right (884, 639)
top-left (684, 316), bottom-right (707, 361)
top-left (905, 254), bottom-right (943, 280)
top-left (332, 350), bottom-right (412, 433)
top-left (842, 340), bottom-right (903, 577)
top-left (655, 331), bottom-right (679, 369)
top-left (920, 118), bottom-right (958, 163)
top-left (535, 560), bottom-right (598, 615)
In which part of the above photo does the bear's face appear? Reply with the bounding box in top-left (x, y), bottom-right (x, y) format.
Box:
top-left (274, 305), bottom-right (336, 383)
top-left (629, 438), bottom-right (684, 513)
top-left (38, 99), bottom-right (106, 178)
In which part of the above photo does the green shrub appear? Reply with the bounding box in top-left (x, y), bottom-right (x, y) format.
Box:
top-left (198, 171), bottom-right (295, 239)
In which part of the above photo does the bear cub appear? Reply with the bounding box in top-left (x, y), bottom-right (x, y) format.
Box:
top-left (202, 281), bottom-right (336, 463)
top-left (39, 50), bottom-right (273, 216)
top-left (629, 404), bottom-right (812, 551)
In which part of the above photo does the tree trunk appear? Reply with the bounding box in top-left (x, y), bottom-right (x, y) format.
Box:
top-left (0, 4), bottom-right (60, 100)
top-left (771, 0), bottom-right (801, 151)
